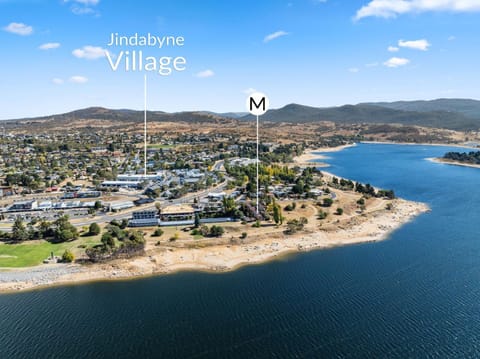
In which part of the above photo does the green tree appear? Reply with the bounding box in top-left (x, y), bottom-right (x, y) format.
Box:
top-left (323, 198), bottom-right (333, 207)
top-left (12, 217), bottom-right (29, 241)
top-left (273, 204), bottom-right (283, 225)
top-left (88, 222), bottom-right (101, 236)
top-left (53, 215), bottom-right (78, 242)
top-left (336, 208), bottom-right (344, 215)
top-left (194, 213), bottom-right (200, 228)
top-left (101, 232), bottom-right (115, 248)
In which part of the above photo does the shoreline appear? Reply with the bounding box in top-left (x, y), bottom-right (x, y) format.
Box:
top-left (0, 197), bottom-right (429, 294)
top-left (293, 143), bottom-right (357, 165)
top-left (426, 157), bottom-right (480, 169)
top-left (360, 140), bottom-right (479, 150)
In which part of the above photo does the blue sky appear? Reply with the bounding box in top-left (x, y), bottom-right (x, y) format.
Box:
top-left (1, 0), bottom-right (480, 119)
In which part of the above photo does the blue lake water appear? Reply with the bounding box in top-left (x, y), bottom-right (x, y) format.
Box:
top-left (1, 143), bottom-right (480, 358)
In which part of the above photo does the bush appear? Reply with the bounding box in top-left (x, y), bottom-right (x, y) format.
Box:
top-left (322, 198), bottom-right (333, 207)
top-left (318, 211), bottom-right (328, 220)
top-left (61, 249), bottom-right (74, 263)
top-left (335, 208), bottom-right (344, 215)
top-left (240, 232), bottom-right (247, 239)
top-left (88, 222), bottom-right (101, 236)
top-left (209, 225), bottom-right (225, 237)
top-left (169, 232), bottom-right (179, 242)
top-left (252, 220), bottom-right (261, 228)
top-left (356, 198), bottom-right (365, 206)
top-left (152, 228), bottom-right (164, 237)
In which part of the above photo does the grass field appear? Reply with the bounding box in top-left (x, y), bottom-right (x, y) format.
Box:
top-left (0, 235), bottom-right (101, 268)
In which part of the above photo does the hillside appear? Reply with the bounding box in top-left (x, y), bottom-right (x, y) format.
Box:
top-left (240, 101), bottom-right (480, 130)
top-left (363, 99), bottom-right (480, 119)
top-left (4, 98), bottom-right (480, 131)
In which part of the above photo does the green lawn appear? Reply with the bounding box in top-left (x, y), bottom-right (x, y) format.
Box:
top-left (0, 235), bottom-right (101, 268)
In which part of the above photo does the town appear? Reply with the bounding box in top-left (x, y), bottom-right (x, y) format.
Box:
top-left (0, 116), bottom-right (416, 268)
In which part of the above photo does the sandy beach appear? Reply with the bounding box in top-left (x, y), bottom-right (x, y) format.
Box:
top-left (293, 143), bottom-right (357, 165)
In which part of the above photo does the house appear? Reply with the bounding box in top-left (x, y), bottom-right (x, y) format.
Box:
top-left (0, 186), bottom-right (14, 197)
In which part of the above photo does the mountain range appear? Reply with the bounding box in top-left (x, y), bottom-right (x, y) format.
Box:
top-left (5, 98), bottom-right (480, 131)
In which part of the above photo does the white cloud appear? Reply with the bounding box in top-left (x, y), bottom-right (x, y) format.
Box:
top-left (39, 42), bottom-right (61, 50)
top-left (388, 46), bottom-right (399, 52)
top-left (3, 22), bottom-right (33, 36)
top-left (398, 39), bottom-right (430, 51)
top-left (69, 76), bottom-right (88, 84)
top-left (264, 30), bottom-right (289, 43)
top-left (64, 0), bottom-right (100, 15)
top-left (384, 57), bottom-right (410, 67)
top-left (72, 45), bottom-right (107, 59)
top-left (243, 88), bottom-right (257, 95)
top-left (348, 67), bottom-right (360, 73)
top-left (448, 35), bottom-right (456, 41)
top-left (365, 62), bottom-right (379, 67)
top-left (195, 69), bottom-right (215, 78)
top-left (355, 0), bottom-right (480, 20)
top-left (52, 78), bottom-right (64, 85)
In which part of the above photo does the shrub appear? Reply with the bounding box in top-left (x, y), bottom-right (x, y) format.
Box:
top-left (152, 228), bottom-right (164, 237)
top-left (61, 249), bottom-right (74, 263)
top-left (335, 208), bottom-right (344, 215)
top-left (209, 225), bottom-right (225, 237)
top-left (88, 222), bottom-right (101, 236)
top-left (323, 198), bottom-right (333, 207)
top-left (318, 211), bottom-right (328, 220)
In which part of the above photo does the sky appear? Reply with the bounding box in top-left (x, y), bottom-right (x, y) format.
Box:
top-left (1, 0), bottom-right (480, 119)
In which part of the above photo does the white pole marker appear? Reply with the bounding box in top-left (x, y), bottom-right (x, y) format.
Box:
top-left (245, 92), bottom-right (270, 215)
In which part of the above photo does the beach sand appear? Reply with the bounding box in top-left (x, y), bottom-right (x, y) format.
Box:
top-left (293, 144), bottom-right (356, 165)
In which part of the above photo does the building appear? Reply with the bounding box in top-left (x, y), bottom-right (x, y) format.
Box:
top-left (116, 172), bottom-right (164, 182)
top-left (160, 204), bottom-right (196, 224)
top-left (207, 192), bottom-right (226, 201)
top-left (128, 209), bottom-right (159, 227)
top-left (0, 186), bottom-right (14, 197)
top-left (107, 201), bottom-right (135, 211)
top-left (9, 200), bottom-right (38, 211)
top-left (101, 180), bottom-right (142, 189)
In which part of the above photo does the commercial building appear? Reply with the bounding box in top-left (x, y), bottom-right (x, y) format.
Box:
top-left (128, 209), bottom-right (159, 227)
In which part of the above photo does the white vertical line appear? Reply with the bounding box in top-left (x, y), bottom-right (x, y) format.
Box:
top-left (144, 74), bottom-right (147, 178)
top-left (256, 114), bottom-right (259, 215)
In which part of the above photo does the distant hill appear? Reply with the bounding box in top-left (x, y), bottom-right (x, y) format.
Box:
top-left (5, 107), bottom-right (233, 125)
top-left (5, 98), bottom-right (480, 131)
top-left (240, 101), bottom-right (480, 130)
top-left (362, 99), bottom-right (480, 119)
